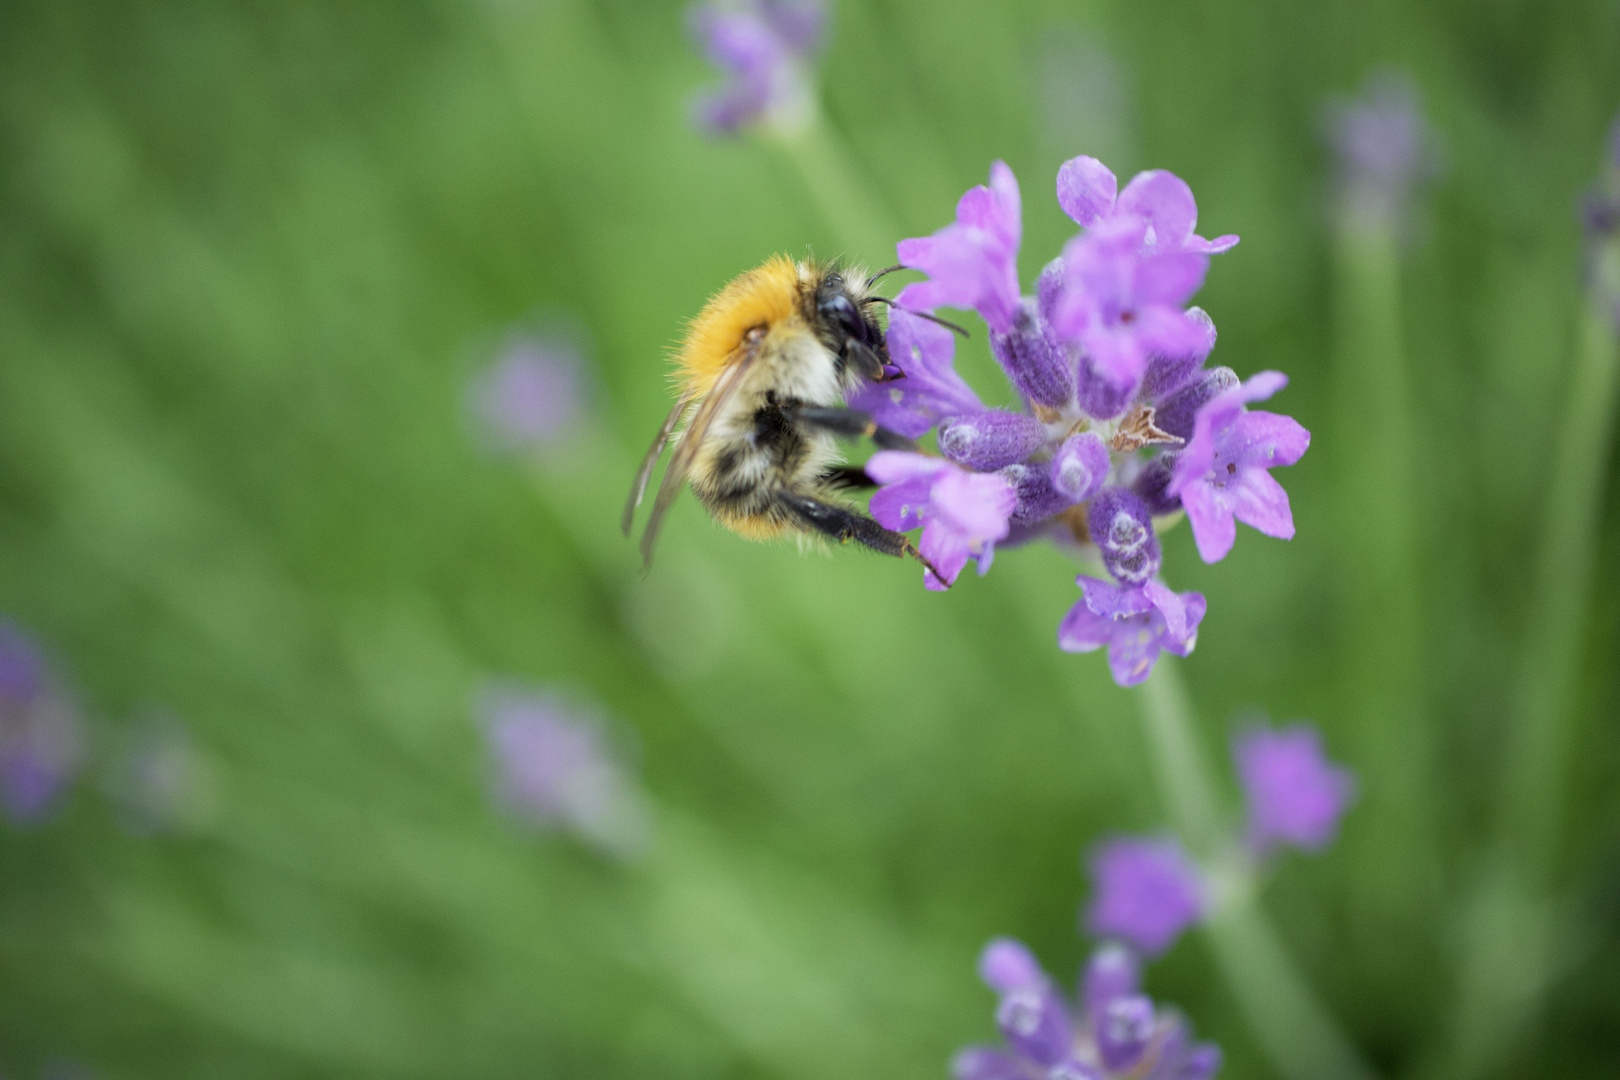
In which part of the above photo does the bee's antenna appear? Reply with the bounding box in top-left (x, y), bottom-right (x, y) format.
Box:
top-left (864, 295), bottom-right (972, 339)
top-left (866, 263), bottom-right (906, 284)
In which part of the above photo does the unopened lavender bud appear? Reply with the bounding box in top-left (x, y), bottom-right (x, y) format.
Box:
top-left (979, 937), bottom-right (1047, 994)
top-left (990, 297), bottom-right (1074, 409)
top-left (1081, 942), bottom-right (1141, 1020)
top-left (1075, 355), bottom-right (1134, 420)
top-left (1088, 488), bottom-right (1161, 584)
top-left (1096, 994), bottom-right (1155, 1073)
top-left (939, 410), bottom-right (1049, 471)
top-left (1051, 433), bottom-right (1110, 502)
top-left (1131, 457), bottom-right (1181, 517)
top-left (1036, 256), bottom-right (1066, 325)
top-left (1154, 365), bottom-right (1239, 442)
top-left (995, 988), bottom-right (1071, 1067)
top-left (1139, 307), bottom-right (1217, 403)
top-left (1001, 462), bottom-right (1075, 526)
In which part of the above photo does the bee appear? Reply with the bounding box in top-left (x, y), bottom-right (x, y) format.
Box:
top-left (622, 255), bottom-right (953, 581)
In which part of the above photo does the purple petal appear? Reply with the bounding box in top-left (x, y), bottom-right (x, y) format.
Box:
top-left (980, 937), bottom-right (1048, 994)
top-left (1117, 169), bottom-right (1198, 248)
top-left (932, 469), bottom-right (1018, 540)
top-left (1133, 253), bottom-right (1210, 308)
top-left (1057, 155), bottom-right (1119, 226)
top-left (1185, 233), bottom-right (1240, 254)
top-left (869, 475), bottom-right (934, 532)
top-left (1229, 410), bottom-right (1311, 470)
top-left (1180, 481), bottom-right (1238, 564)
top-left (1230, 468), bottom-right (1295, 540)
top-left (1079, 576), bottom-right (1153, 619)
top-left (1142, 579), bottom-right (1190, 641)
top-left (952, 1047), bottom-right (1025, 1080)
top-left (919, 518), bottom-right (973, 591)
top-left (1085, 837), bottom-right (1206, 956)
top-left (865, 450), bottom-right (948, 486)
top-left (1132, 306), bottom-right (1216, 365)
top-left (986, 159), bottom-right (1023, 249)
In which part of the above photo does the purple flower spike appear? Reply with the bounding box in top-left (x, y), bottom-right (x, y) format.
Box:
top-left (1088, 488), bottom-right (1161, 585)
top-left (848, 307), bottom-right (982, 439)
top-left (1324, 71), bottom-right (1438, 230)
top-left (1234, 721), bottom-right (1357, 855)
top-left (1054, 218), bottom-right (1213, 391)
top-left (996, 986), bottom-right (1073, 1067)
top-left (990, 298), bottom-right (1075, 409)
top-left (867, 452), bottom-right (1017, 590)
top-left (1051, 433), bottom-right (1111, 503)
top-left (0, 623), bottom-right (83, 825)
top-left (477, 685), bottom-right (648, 858)
top-left (897, 161), bottom-right (1024, 334)
top-left (468, 331), bottom-right (590, 453)
top-left (980, 936), bottom-right (1049, 994)
top-left (1097, 994), bottom-right (1155, 1073)
top-left (1081, 942), bottom-right (1142, 1020)
top-left (1058, 578), bottom-right (1205, 688)
top-left (1057, 157), bottom-right (1239, 254)
top-left (689, 0), bottom-right (824, 135)
top-left (939, 410), bottom-right (1049, 471)
top-left (1085, 837), bottom-right (1206, 957)
top-left (1168, 371), bottom-right (1310, 564)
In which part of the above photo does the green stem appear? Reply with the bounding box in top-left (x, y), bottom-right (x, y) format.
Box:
top-left (1138, 662), bottom-right (1377, 1080)
top-left (770, 112), bottom-right (897, 267)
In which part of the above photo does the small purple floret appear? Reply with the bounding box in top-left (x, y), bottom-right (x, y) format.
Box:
top-left (939, 410), bottom-right (1049, 471)
top-left (0, 622), bottom-right (82, 825)
top-left (1168, 371), bottom-right (1310, 564)
top-left (469, 333), bottom-right (589, 452)
top-left (1056, 156), bottom-right (1239, 255)
top-left (1234, 721), bottom-right (1357, 855)
top-left (689, 0), bottom-right (824, 134)
top-left (1088, 488), bottom-right (1161, 585)
top-left (980, 936), bottom-right (1048, 994)
top-left (990, 298), bottom-right (1075, 409)
top-left (847, 307), bottom-right (982, 439)
top-left (868, 451), bottom-right (1016, 591)
top-left (1051, 433), bottom-right (1110, 503)
top-left (1058, 578), bottom-right (1204, 688)
top-left (1085, 837), bottom-right (1206, 956)
top-left (897, 161), bottom-right (1024, 334)
top-left (996, 987), bottom-right (1074, 1066)
top-left (1323, 71), bottom-right (1437, 229)
top-left (1081, 942), bottom-right (1141, 1020)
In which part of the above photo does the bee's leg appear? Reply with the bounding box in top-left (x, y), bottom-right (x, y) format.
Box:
top-left (784, 404), bottom-right (916, 451)
top-left (820, 465), bottom-right (877, 490)
top-left (774, 489), bottom-right (949, 587)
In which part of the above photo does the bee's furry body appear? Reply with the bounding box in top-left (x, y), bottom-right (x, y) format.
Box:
top-left (625, 254), bottom-right (936, 577)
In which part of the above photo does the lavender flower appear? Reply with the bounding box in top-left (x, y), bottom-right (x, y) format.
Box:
top-left (858, 155), bottom-right (1305, 688)
top-left (868, 451), bottom-right (1017, 591)
top-left (476, 684), bottom-right (648, 858)
top-left (1058, 577), bottom-right (1205, 689)
top-left (689, 0), bottom-right (825, 135)
top-left (896, 160), bottom-right (1023, 334)
top-left (1324, 71), bottom-right (1438, 232)
top-left (0, 622), bottom-right (83, 825)
top-left (468, 331), bottom-right (590, 453)
top-left (1085, 837), bottom-right (1206, 956)
top-left (1167, 372), bottom-right (1310, 564)
top-left (1233, 721), bottom-right (1356, 855)
top-left (955, 939), bottom-right (1221, 1080)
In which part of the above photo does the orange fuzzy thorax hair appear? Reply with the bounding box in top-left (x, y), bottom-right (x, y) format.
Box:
top-left (675, 255), bottom-right (803, 395)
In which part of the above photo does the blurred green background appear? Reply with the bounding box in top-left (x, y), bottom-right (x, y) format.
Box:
top-left (1, 0), bottom-right (1617, 1077)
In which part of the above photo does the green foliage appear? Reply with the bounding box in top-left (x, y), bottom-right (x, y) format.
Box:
top-left (0, 1), bottom-right (1616, 1077)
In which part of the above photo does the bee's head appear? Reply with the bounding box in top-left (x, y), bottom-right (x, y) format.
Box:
top-left (813, 271), bottom-right (890, 383)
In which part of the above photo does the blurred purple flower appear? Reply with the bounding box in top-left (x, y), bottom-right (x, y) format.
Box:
top-left (1057, 156), bottom-right (1239, 255)
top-left (896, 161), bottom-right (1024, 334)
top-left (867, 451), bottom-right (1017, 591)
top-left (689, 0), bottom-right (825, 135)
top-left (477, 685), bottom-right (648, 858)
top-left (468, 332), bottom-right (590, 453)
top-left (1052, 217), bottom-right (1214, 391)
top-left (1234, 721), bottom-right (1356, 855)
top-left (1058, 577), bottom-right (1204, 688)
top-left (1085, 837), bottom-right (1206, 956)
top-left (1324, 72), bottom-right (1439, 230)
top-left (1168, 371), bottom-right (1310, 564)
top-left (0, 621), bottom-right (83, 825)
top-left (955, 939), bottom-right (1222, 1080)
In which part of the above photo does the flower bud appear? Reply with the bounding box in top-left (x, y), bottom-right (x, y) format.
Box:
top-left (939, 411), bottom-right (1049, 471)
top-left (1075, 355), bottom-right (1134, 420)
top-left (1095, 994), bottom-right (1154, 1073)
top-left (1138, 306), bottom-right (1217, 403)
top-left (1088, 488), bottom-right (1161, 584)
top-left (1001, 462), bottom-right (1075, 526)
top-left (990, 297), bottom-right (1074, 409)
top-left (1153, 365), bottom-right (1238, 442)
top-left (995, 987), bottom-right (1072, 1067)
top-left (1131, 457), bottom-right (1181, 516)
top-left (1050, 433), bottom-right (1110, 503)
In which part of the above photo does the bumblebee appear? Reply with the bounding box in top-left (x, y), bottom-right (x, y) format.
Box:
top-left (623, 255), bottom-right (944, 580)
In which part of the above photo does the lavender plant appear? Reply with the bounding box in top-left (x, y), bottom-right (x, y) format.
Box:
top-left (851, 159), bottom-right (1309, 687)
top-left (0, 621), bottom-right (84, 825)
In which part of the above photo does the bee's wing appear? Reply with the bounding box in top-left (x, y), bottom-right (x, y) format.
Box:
top-left (622, 388), bottom-right (695, 537)
top-left (637, 337), bottom-right (762, 569)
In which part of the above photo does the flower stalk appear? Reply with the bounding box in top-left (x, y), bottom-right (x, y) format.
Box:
top-left (1139, 661), bottom-right (1376, 1080)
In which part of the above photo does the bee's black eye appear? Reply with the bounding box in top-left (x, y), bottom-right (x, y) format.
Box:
top-left (818, 290), bottom-right (867, 342)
